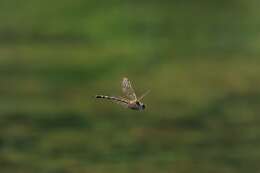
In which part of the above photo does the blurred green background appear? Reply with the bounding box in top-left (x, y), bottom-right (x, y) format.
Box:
top-left (1, 0), bottom-right (260, 173)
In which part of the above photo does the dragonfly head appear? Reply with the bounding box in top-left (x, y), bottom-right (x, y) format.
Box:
top-left (136, 101), bottom-right (145, 110)
top-left (141, 103), bottom-right (145, 110)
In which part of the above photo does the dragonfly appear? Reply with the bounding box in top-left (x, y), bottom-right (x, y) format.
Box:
top-left (96, 77), bottom-right (150, 110)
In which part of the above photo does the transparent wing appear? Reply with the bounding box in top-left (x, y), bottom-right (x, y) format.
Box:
top-left (112, 96), bottom-right (130, 108)
top-left (114, 100), bottom-right (129, 108)
top-left (96, 95), bottom-right (129, 108)
top-left (138, 90), bottom-right (150, 101)
top-left (107, 96), bottom-right (129, 108)
top-left (121, 77), bottom-right (137, 101)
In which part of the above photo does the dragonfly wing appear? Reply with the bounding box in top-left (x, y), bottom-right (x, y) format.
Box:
top-left (114, 100), bottom-right (129, 108)
top-left (138, 90), bottom-right (150, 101)
top-left (122, 77), bottom-right (137, 101)
top-left (96, 95), bottom-right (129, 108)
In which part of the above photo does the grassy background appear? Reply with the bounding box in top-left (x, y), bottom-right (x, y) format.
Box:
top-left (0, 0), bottom-right (260, 172)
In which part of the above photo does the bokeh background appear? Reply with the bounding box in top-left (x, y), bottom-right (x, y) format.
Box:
top-left (1, 0), bottom-right (260, 173)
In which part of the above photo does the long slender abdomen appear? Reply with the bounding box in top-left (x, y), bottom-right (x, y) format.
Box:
top-left (95, 95), bottom-right (127, 103)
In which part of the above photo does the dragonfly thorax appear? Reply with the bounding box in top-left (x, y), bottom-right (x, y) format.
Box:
top-left (128, 101), bottom-right (145, 110)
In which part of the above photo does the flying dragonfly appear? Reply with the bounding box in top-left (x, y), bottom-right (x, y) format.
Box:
top-left (96, 77), bottom-right (150, 110)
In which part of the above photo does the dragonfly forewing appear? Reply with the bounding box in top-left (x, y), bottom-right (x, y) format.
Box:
top-left (122, 77), bottom-right (137, 101)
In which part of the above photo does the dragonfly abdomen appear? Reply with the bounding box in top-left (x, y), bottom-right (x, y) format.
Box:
top-left (96, 95), bottom-right (127, 103)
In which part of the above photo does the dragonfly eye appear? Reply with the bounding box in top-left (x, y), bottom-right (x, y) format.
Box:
top-left (142, 104), bottom-right (145, 109)
top-left (136, 101), bottom-right (140, 105)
